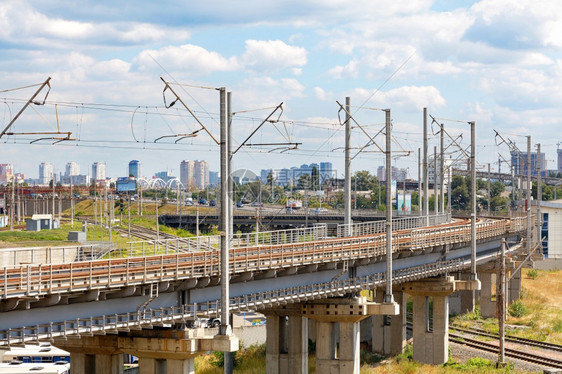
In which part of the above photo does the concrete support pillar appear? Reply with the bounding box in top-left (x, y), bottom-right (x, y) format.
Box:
top-left (287, 315), bottom-right (308, 374)
top-left (508, 268), bottom-right (521, 303)
top-left (411, 295), bottom-right (449, 364)
top-left (338, 322), bottom-right (360, 373)
top-left (402, 276), bottom-right (479, 365)
top-left (68, 352), bottom-right (122, 374)
top-left (371, 290), bottom-right (406, 355)
top-left (303, 297), bottom-right (398, 374)
top-left (265, 308), bottom-right (308, 374)
top-left (95, 353), bottom-right (124, 374)
top-left (317, 321), bottom-right (361, 374)
top-left (69, 352), bottom-right (91, 374)
top-left (266, 313), bottom-right (282, 374)
top-left (56, 329), bottom-right (236, 374)
top-left (450, 272), bottom-right (475, 315)
top-left (316, 321), bottom-right (336, 370)
top-left (479, 271), bottom-right (495, 318)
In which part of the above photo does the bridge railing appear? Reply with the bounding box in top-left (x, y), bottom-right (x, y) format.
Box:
top-left (230, 224), bottom-right (328, 248)
top-left (336, 213), bottom-right (451, 237)
top-left (0, 245), bottom-right (103, 267)
top-left (0, 218), bottom-right (515, 300)
top-left (99, 225), bottom-right (329, 260)
top-left (0, 258), bottom-right (467, 346)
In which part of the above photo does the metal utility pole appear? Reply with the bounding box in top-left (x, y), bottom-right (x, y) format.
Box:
top-left (219, 87), bottom-right (232, 342)
top-left (128, 196), bottom-right (131, 239)
top-left (70, 179), bottom-right (74, 227)
top-left (448, 166), bottom-right (452, 217)
top-left (227, 92), bottom-right (233, 240)
top-left (423, 108), bottom-right (429, 224)
top-left (434, 146), bottom-right (438, 216)
top-left (384, 109), bottom-right (394, 304)
top-left (156, 201), bottom-right (159, 241)
top-left (344, 97), bottom-right (352, 234)
top-left (470, 121), bottom-right (477, 284)
top-left (51, 178), bottom-right (55, 221)
top-left (10, 179), bottom-right (14, 231)
top-left (440, 122), bottom-right (445, 214)
top-left (498, 238), bottom-right (506, 366)
top-left (526, 136), bottom-right (531, 254)
top-left (418, 147), bottom-right (421, 214)
top-left (536, 143), bottom-right (542, 254)
top-left (488, 162), bottom-right (491, 215)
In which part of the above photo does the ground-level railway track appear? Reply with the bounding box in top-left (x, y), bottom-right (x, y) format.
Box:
top-left (450, 325), bottom-right (562, 352)
top-left (406, 322), bottom-right (562, 369)
top-left (449, 333), bottom-right (562, 369)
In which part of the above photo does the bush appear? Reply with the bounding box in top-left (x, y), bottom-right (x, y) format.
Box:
top-left (508, 300), bottom-right (527, 318)
top-left (553, 319), bottom-right (562, 333)
top-left (526, 269), bottom-right (538, 279)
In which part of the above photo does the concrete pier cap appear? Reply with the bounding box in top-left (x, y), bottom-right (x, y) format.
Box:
top-left (401, 276), bottom-right (480, 296)
top-left (302, 296), bottom-right (399, 323)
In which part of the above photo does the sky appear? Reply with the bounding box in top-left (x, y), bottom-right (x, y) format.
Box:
top-left (1, 0), bottom-right (561, 181)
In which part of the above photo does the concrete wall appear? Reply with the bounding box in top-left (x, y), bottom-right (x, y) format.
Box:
top-left (0, 246), bottom-right (79, 267)
top-left (233, 325), bottom-right (266, 347)
top-left (534, 258), bottom-right (562, 270)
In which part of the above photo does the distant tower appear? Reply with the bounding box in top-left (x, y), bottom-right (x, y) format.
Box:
top-left (180, 160), bottom-right (195, 190)
top-left (558, 143), bottom-right (562, 173)
top-left (194, 160), bottom-right (209, 189)
top-left (0, 164), bottom-right (14, 184)
top-left (39, 162), bottom-right (54, 185)
top-left (92, 162), bottom-right (106, 181)
top-left (129, 160), bottom-right (141, 179)
top-left (65, 162), bottom-right (80, 176)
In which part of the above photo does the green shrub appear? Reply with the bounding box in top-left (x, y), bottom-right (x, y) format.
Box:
top-left (553, 319), bottom-right (562, 333)
top-left (526, 269), bottom-right (538, 279)
top-left (508, 300), bottom-right (527, 318)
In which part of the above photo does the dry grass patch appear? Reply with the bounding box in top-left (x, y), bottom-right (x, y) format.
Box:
top-left (507, 268), bottom-right (562, 344)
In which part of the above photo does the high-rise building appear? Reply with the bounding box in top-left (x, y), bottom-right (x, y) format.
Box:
top-left (319, 162), bottom-right (333, 182)
top-left (209, 171), bottom-right (219, 186)
top-left (180, 160), bottom-right (195, 189)
top-left (65, 162), bottom-right (80, 177)
top-left (558, 148), bottom-right (562, 174)
top-left (0, 164), bottom-right (14, 184)
top-left (129, 160), bottom-right (141, 179)
top-left (92, 162), bottom-right (106, 181)
top-left (39, 162), bottom-right (54, 185)
top-left (194, 160), bottom-right (209, 189)
top-left (511, 151), bottom-right (546, 177)
top-left (180, 160), bottom-right (209, 189)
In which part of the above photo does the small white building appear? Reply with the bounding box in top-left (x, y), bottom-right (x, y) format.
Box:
top-left (539, 200), bottom-right (562, 258)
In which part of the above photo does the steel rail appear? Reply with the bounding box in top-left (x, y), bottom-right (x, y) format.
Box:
top-left (449, 333), bottom-right (562, 369)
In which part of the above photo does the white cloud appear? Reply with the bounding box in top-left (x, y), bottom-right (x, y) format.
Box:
top-left (134, 44), bottom-right (238, 75)
top-left (314, 87), bottom-right (332, 101)
top-left (0, 1), bottom-right (188, 47)
top-left (238, 40), bottom-right (307, 73)
top-left (348, 86), bottom-right (446, 112)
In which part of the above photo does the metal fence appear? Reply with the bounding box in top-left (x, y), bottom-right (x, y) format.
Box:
top-left (97, 225), bottom-right (328, 260)
top-left (336, 213), bottom-right (451, 237)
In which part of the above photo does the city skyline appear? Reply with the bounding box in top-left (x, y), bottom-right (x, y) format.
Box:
top-left (1, 2), bottom-right (562, 180)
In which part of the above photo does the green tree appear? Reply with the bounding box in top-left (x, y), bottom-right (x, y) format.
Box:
top-left (297, 174), bottom-right (311, 190)
top-left (311, 166), bottom-right (320, 191)
top-left (490, 181), bottom-right (505, 198)
top-left (352, 170), bottom-right (378, 191)
top-left (451, 175), bottom-right (470, 210)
